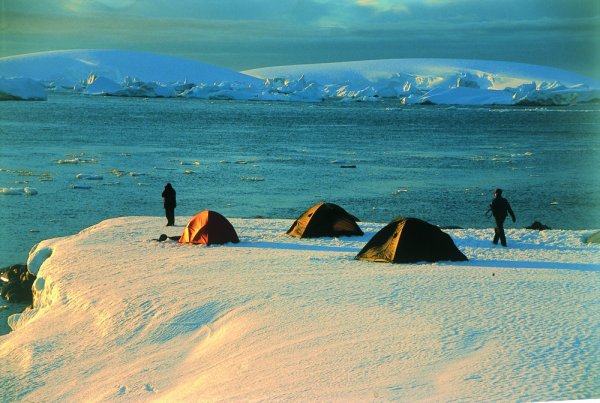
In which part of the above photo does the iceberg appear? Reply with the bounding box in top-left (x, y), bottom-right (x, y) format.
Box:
top-left (418, 86), bottom-right (515, 105)
top-left (83, 75), bottom-right (177, 97)
top-left (83, 76), bottom-right (122, 96)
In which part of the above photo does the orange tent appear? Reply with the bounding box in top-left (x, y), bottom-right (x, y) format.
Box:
top-left (179, 210), bottom-right (240, 245)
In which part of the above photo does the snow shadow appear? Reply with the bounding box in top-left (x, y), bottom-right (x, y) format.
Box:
top-left (150, 302), bottom-right (223, 344)
top-left (237, 241), bottom-right (360, 253)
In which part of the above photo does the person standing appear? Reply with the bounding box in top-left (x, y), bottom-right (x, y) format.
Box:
top-left (162, 183), bottom-right (176, 226)
top-left (490, 188), bottom-right (516, 247)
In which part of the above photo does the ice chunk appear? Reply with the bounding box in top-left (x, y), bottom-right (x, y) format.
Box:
top-left (76, 174), bottom-right (104, 180)
top-left (0, 187), bottom-right (39, 195)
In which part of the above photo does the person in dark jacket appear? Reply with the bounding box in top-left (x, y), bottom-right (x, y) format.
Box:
top-left (490, 188), bottom-right (516, 246)
top-left (162, 183), bottom-right (176, 226)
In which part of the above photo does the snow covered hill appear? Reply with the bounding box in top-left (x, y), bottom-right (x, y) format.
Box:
top-left (244, 58), bottom-right (600, 105)
top-left (245, 58), bottom-right (599, 91)
top-left (1, 217), bottom-right (599, 401)
top-left (1, 50), bottom-right (598, 105)
top-left (0, 49), bottom-right (260, 88)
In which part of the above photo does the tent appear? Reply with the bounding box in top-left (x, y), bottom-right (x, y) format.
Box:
top-left (286, 202), bottom-right (364, 238)
top-left (356, 217), bottom-right (468, 263)
top-left (179, 210), bottom-right (240, 245)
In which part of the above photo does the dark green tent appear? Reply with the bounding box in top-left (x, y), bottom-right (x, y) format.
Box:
top-left (356, 217), bottom-right (468, 263)
top-left (287, 202), bottom-right (363, 238)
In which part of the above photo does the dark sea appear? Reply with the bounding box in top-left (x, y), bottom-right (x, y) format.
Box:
top-left (1, 94), bottom-right (599, 265)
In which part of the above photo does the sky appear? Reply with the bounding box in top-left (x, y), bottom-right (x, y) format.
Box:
top-left (1, 0), bottom-right (599, 78)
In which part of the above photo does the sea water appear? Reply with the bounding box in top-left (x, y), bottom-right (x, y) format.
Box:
top-left (1, 94), bottom-right (599, 265)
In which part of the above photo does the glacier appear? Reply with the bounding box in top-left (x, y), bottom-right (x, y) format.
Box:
top-left (1, 50), bottom-right (598, 105)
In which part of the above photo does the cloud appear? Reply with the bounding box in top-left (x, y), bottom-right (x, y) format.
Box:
top-left (62, 0), bottom-right (138, 12)
top-left (93, 0), bottom-right (137, 9)
top-left (354, 0), bottom-right (471, 14)
top-left (355, 0), bottom-right (407, 12)
top-left (1, 0), bottom-right (598, 77)
top-left (356, 0), bottom-right (409, 13)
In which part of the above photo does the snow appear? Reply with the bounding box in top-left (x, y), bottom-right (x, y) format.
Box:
top-left (1, 216), bottom-right (598, 401)
top-left (420, 86), bottom-right (515, 105)
top-left (245, 59), bottom-right (600, 105)
top-left (0, 77), bottom-right (47, 101)
top-left (246, 58), bottom-right (598, 89)
top-left (2, 50), bottom-right (599, 105)
top-left (0, 49), bottom-right (261, 89)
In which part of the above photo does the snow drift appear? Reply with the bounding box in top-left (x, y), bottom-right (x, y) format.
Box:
top-left (1, 216), bottom-right (599, 401)
top-left (1, 50), bottom-right (598, 105)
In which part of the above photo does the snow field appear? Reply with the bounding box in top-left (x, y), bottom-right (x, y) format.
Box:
top-left (1, 216), bottom-right (598, 401)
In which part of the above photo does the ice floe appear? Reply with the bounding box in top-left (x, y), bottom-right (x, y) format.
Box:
top-left (0, 187), bottom-right (38, 196)
top-left (75, 174), bottom-right (103, 180)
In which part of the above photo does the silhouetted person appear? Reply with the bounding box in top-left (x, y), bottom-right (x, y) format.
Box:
top-left (162, 183), bottom-right (176, 226)
top-left (490, 188), bottom-right (515, 247)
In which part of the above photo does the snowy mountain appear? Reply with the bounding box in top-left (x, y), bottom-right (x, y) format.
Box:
top-left (1, 50), bottom-right (598, 105)
top-left (244, 58), bottom-right (598, 91)
top-left (0, 49), bottom-right (261, 88)
top-left (244, 58), bottom-right (600, 105)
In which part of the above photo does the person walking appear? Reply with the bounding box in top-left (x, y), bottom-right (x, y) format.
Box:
top-left (490, 188), bottom-right (516, 247)
top-left (162, 183), bottom-right (176, 226)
